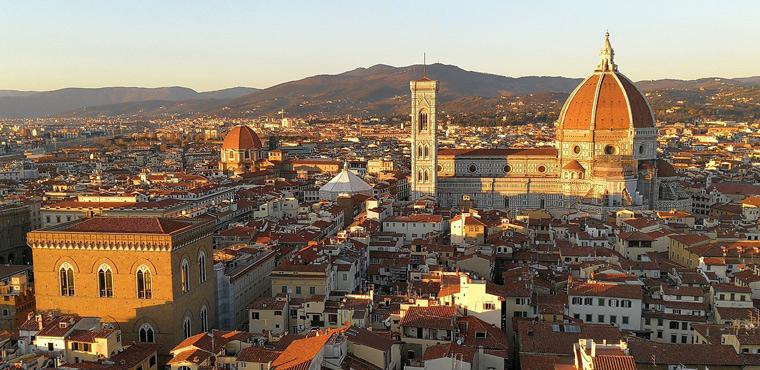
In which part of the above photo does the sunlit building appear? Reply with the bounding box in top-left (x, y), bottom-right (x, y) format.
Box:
top-left (27, 217), bottom-right (216, 360)
top-left (410, 33), bottom-right (691, 218)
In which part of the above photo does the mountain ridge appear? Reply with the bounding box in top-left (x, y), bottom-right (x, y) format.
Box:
top-left (0, 86), bottom-right (258, 118)
top-left (0, 64), bottom-right (757, 119)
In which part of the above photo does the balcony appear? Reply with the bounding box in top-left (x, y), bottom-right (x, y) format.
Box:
top-left (403, 327), bottom-right (452, 341)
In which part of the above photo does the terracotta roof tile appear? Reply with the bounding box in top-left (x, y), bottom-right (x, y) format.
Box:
top-left (569, 282), bottom-right (642, 300)
top-left (401, 305), bottom-right (456, 330)
top-left (63, 217), bottom-right (195, 234)
top-left (222, 126), bottom-right (262, 150)
top-left (423, 343), bottom-right (474, 363)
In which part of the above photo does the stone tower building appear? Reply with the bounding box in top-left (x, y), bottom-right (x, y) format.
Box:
top-left (410, 77), bottom-right (439, 200)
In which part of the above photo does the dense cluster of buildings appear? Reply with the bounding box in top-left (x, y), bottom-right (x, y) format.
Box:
top-left (0, 33), bottom-right (757, 370)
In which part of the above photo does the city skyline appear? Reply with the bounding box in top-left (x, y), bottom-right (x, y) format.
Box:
top-left (1, 3), bottom-right (760, 369)
top-left (2, 0), bottom-right (759, 91)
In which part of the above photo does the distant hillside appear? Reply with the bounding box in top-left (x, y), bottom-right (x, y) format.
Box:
top-left (0, 86), bottom-right (258, 118)
top-left (1, 64), bottom-right (757, 121)
top-left (214, 63), bottom-right (583, 116)
top-left (0, 90), bottom-right (38, 98)
top-left (197, 87), bottom-right (259, 100)
top-left (635, 77), bottom-right (760, 91)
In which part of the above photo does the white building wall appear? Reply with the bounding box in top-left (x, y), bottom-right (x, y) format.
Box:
top-left (568, 295), bottom-right (642, 331)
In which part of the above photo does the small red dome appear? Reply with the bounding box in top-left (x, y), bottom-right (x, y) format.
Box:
top-left (563, 160), bottom-right (586, 172)
top-left (656, 159), bottom-right (678, 177)
top-left (222, 126), bottom-right (262, 151)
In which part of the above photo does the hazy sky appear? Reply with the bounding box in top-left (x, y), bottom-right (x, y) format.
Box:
top-left (2, 0), bottom-right (758, 91)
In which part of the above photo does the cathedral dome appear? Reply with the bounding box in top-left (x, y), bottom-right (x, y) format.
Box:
top-left (222, 126), bottom-right (262, 151)
top-left (557, 33), bottom-right (654, 132)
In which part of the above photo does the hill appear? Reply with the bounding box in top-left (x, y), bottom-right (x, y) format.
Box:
top-left (0, 86), bottom-right (258, 118)
top-left (1, 64), bottom-right (757, 122)
top-left (213, 63), bottom-right (582, 116)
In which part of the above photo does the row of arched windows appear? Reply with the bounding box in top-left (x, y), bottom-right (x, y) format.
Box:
top-left (416, 169), bottom-right (431, 183)
top-left (137, 309), bottom-right (209, 343)
top-left (563, 171), bottom-right (585, 179)
top-left (59, 263), bottom-right (150, 298)
top-left (416, 144), bottom-right (431, 159)
top-left (58, 251), bottom-right (207, 298)
top-left (181, 305), bottom-right (209, 339)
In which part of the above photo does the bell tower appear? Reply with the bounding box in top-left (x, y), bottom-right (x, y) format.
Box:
top-left (410, 77), bottom-right (438, 200)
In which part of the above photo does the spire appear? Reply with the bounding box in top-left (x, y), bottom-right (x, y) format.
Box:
top-left (422, 52), bottom-right (428, 78)
top-left (413, 52), bottom-right (433, 82)
top-left (595, 31), bottom-right (617, 72)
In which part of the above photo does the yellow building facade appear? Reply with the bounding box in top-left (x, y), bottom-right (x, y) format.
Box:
top-left (27, 217), bottom-right (216, 360)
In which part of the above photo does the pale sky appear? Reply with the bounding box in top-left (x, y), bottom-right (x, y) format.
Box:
top-left (1, 0), bottom-right (758, 91)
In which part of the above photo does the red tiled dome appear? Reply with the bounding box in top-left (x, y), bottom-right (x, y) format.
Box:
top-left (562, 160), bottom-right (586, 172)
top-left (558, 34), bottom-right (654, 132)
top-left (656, 159), bottom-right (678, 177)
top-left (222, 126), bottom-right (262, 151)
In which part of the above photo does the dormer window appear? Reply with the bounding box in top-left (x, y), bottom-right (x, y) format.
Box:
top-left (475, 331), bottom-right (487, 339)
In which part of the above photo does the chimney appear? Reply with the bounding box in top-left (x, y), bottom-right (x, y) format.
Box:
top-left (36, 314), bottom-right (43, 331)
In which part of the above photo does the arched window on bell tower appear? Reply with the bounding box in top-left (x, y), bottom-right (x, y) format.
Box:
top-left (418, 110), bottom-right (428, 132)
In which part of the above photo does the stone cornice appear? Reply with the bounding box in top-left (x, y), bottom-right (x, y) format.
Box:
top-left (27, 221), bottom-right (213, 252)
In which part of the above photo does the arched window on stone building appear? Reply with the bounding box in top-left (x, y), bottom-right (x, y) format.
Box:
top-left (98, 264), bottom-right (113, 298)
top-left (182, 316), bottom-right (192, 339)
top-left (136, 266), bottom-right (152, 299)
top-left (138, 323), bottom-right (155, 343)
top-left (60, 263), bottom-right (75, 296)
top-left (200, 306), bottom-right (208, 333)
top-left (198, 252), bottom-right (207, 284)
top-left (181, 259), bottom-right (190, 293)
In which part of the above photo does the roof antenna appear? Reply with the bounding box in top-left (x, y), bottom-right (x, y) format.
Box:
top-left (423, 52), bottom-right (427, 78)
